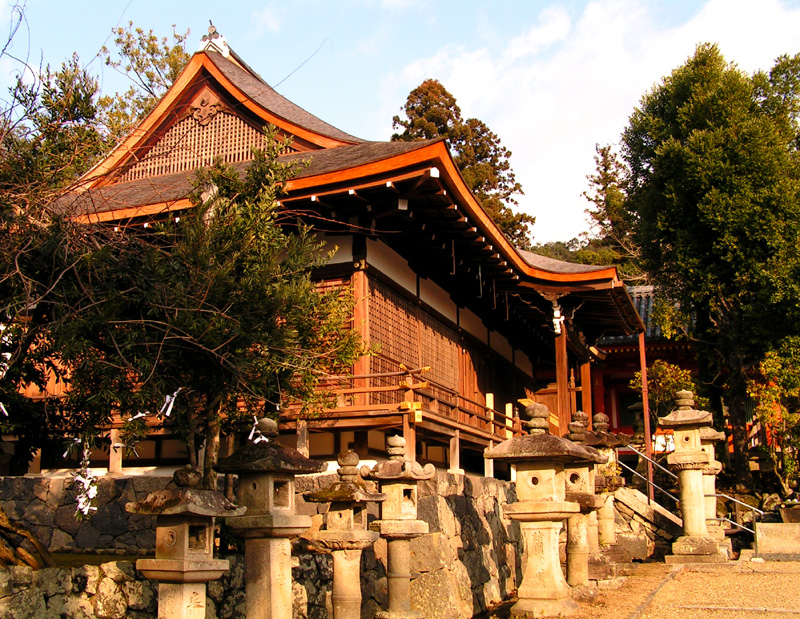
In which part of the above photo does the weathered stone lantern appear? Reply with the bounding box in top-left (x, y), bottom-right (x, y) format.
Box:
top-left (660, 390), bottom-right (726, 563)
top-left (591, 411), bottom-right (629, 548)
top-left (700, 425), bottom-right (730, 556)
top-left (216, 418), bottom-right (327, 619)
top-left (306, 450), bottom-right (386, 619)
top-left (127, 469), bottom-right (245, 619)
top-left (485, 403), bottom-right (595, 618)
top-left (363, 435), bottom-right (435, 619)
top-left (563, 412), bottom-right (606, 592)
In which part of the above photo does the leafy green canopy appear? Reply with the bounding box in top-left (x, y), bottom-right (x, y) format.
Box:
top-left (621, 43), bottom-right (800, 486)
top-left (391, 79), bottom-right (534, 248)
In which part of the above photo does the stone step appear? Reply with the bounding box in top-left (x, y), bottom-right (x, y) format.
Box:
top-left (614, 487), bottom-right (683, 540)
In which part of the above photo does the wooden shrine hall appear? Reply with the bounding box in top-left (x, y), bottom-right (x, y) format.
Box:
top-left (61, 31), bottom-right (644, 476)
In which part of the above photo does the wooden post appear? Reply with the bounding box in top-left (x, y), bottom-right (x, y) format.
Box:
top-left (449, 430), bottom-right (463, 474)
top-left (402, 413), bottom-right (416, 462)
top-left (108, 428), bottom-right (123, 476)
top-left (486, 393), bottom-right (495, 435)
top-left (351, 269), bottom-right (370, 406)
top-left (28, 449), bottom-right (42, 475)
top-left (555, 330), bottom-right (570, 434)
top-left (505, 403), bottom-right (514, 439)
top-left (639, 331), bottom-right (654, 502)
top-left (354, 431), bottom-right (368, 459)
top-left (580, 361), bottom-right (592, 420)
top-left (296, 418), bottom-right (309, 458)
top-left (484, 441), bottom-right (495, 478)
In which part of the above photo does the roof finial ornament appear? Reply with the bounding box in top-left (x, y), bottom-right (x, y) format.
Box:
top-left (198, 21), bottom-right (230, 58)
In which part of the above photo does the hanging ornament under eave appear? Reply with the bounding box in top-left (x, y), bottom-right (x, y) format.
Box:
top-left (199, 22), bottom-right (230, 58)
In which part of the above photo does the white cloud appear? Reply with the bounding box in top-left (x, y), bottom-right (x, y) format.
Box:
top-left (252, 6), bottom-right (282, 35)
top-left (383, 0), bottom-right (800, 244)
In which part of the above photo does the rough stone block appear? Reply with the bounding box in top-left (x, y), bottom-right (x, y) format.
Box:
top-left (615, 532), bottom-right (649, 561)
top-left (74, 522), bottom-right (101, 549)
top-left (0, 587), bottom-right (46, 619)
top-left (37, 567), bottom-right (72, 597)
top-left (22, 499), bottom-right (54, 527)
top-left (411, 569), bottom-right (463, 619)
top-left (47, 593), bottom-right (94, 619)
top-left (92, 502), bottom-right (129, 536)
top-left (92, 577), bottom-right (126, 619)
top-left (411, 532), bottom-right (448, 573)
top-left (100, 561), bottom-right (136, 583)
top-left (121, 579), bottom-right (155, 611)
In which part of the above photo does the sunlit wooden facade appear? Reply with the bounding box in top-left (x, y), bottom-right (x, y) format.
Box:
top-left (61, 41), bottom-right (643, 474)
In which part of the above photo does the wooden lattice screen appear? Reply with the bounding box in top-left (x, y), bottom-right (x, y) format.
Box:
top-left (117, 111), bottom-right (283, 182)
top-left (368, 279), bottom-right (460, 395)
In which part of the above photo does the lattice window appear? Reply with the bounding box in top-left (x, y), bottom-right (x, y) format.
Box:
top-left (117, 111), bottom-right (288, 182)
top-left (419, 311), bottom-right (459, 392)
top-left (368, 280), bottom-right (418, 370)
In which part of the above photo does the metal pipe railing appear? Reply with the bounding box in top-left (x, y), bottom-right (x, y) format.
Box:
top-left (625, 444), bottom-right (678, 480)
top-left (709, 493), bottom-right (765, 516)
top-left (711, 515), bottom-right (755, 535)
top-left (617, 460), bottom-right (679, 504)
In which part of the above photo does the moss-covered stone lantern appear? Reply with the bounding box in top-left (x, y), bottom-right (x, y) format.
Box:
top-left (216, 418), bottom-right (327, 619)
top-left (364, 435), bottom-right (435, 619)
top-left (127, 469), bottom-right (245, 619)
top-left (306, 450), bottom-right (386, 619)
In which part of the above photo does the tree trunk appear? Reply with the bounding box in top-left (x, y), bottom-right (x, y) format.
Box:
top-left (203, 400), bottom-right (222, 490)
top-left (725, 375), bottom-right (752, 491)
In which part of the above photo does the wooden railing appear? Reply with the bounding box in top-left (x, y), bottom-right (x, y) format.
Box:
top-left (282, 365), bottom-right (523, 442)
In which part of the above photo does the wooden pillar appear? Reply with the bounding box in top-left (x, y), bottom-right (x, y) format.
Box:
top-left (28, 449), bottom-right (42, 475)
top-left (580, 361), bottom-right (592, 421)
top-left (108, 428), bottom-right (123, 476)
top-left (505, 403), bottom-right (514, 439)
top-left (354, 431), bottom-right (368, 459)
top-left (351, 269), bottom-right (370, 406)
top-left (592, 371), bottom-right (606, 427)
top-left (486, 393), bottom-right (495, 435)
top-left (296, 418), bottom-right (309, 458)
top-left (402, 414), bottom-right (416, 461)
top-left (555, 330), bottom-right (570, 433)
top-left (484, 441), bottom-right (495, 478)
top-left (449, 430), bottom-right (463, 474)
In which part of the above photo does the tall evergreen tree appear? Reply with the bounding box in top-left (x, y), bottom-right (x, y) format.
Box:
top-left (621, 44), bottom-right (800, 487)
top-left (392, 79), bottom-right (534, 248)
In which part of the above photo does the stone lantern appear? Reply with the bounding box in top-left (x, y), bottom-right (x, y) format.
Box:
top-left (306, 450), bottom-right (386, 619)
top-left (127, 469), bottom-right (245, 619)
top-left (660, 390), bottom-right (726, 563)
top-left (216, 418), bottom-right (327, 619)
top-left (485, 403), bottom-right (596, 618)
top-left (700, 425), bottom-right (730, 556)
top-left (591, 412), bottom-right (629, 548)
top-left (363, 435), bottom-right (435, 619)
top-left (563, 412), bottom-right (606, 592)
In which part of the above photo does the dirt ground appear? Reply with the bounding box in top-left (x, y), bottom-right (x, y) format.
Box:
top-left (490, 558), bottom-right (800, 619)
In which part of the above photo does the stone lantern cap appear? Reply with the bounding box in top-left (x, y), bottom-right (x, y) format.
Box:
top-left (216, 418), bottom-right (326, 475)
top-left (486, 404), bottom-right (604, 464)
top-left (659, 390), bottom-right (712, 429)
top-left (700, 427), bottom-right (726, 443)
top-left (306, 450), bottom-right (387, 505)
top-left (363, 435), bottom-right (436, 481)
top-left (127, 487), bottom-right (246, 518)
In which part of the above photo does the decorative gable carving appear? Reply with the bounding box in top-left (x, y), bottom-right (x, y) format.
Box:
top-left (115, 94), bottom-right (295, 184)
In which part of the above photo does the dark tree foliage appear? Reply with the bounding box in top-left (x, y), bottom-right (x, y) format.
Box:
top-left (621, 43), bottom-right (800, 487)
top-left (392, 79), bottom-right (534, 248)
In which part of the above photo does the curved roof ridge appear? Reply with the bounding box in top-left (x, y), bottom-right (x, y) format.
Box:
top-left (206, 51), bottom-right (363, 145)
top-left (516, 248), bottom-right (611, 275)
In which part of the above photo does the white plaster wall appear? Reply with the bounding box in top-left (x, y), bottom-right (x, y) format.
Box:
top-left (459, 308), bottom-right (487, 342)
top-left (490, 331), bottom-right (513, 363)
top-left (367, 239), bottom-right (416, 294)
top-left (419, 277), bottom-right (457, 323)
top-left (515, 350), bottom-right (534, 378)
top-left (316, 233), bottom-right (353, 265)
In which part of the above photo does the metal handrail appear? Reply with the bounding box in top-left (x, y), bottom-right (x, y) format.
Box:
top-left (617, 460), bottom-right (679, 504)
top-left (625, 444), bottom-right (678, 480)
top-left (710, 493), bottom-right (765, 516)
top-left (712, 515), bottom-right (755, 535)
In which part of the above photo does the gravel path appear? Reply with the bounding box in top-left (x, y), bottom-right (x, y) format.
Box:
top-left (492, 559), bottom-right (800, 619)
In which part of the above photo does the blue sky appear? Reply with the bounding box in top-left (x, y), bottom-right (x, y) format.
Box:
top-left (3, 0), bottom-right (800, 243)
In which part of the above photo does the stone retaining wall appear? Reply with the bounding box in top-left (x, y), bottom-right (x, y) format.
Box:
top-left (0, 471), bottom-right (522, 619)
